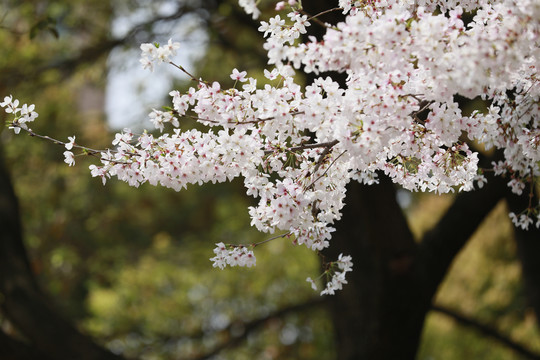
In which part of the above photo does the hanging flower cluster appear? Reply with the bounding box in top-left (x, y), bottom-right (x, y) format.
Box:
top-left (3, 0), bottom-right (540, 294)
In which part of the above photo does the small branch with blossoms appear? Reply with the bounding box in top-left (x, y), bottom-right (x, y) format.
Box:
top-left (305, 150), bottom-right (347, 191)
top-left (2, 92), bottom-right (355, 294)
top-left (299, 7), bottom-right (343, 29)
top-left (210, 232), bottom-right (291, 269)
top-left (307, 253), bottom-right (353, 296)
top-left (139, 38), bottom-right (181, 72)
top-left (177, 110), bottom-right (305, 126)
top-left (210, 230), bottom-right (354, 296)
top-left (264, 139), bottom-right (339, 155)
top-left (1, 95), bottom-right (38, 134)
top-left (4, 115), bottom-right (132, 167)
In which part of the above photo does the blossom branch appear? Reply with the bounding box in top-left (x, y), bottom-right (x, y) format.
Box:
top-left (305, 150), bottom-right (347, 190)
top-left (264, 139), bottom-right (339, 155)
top-left (180, 111), bottom-right (304, 125)
top-left (11, 123), bottom-right (132, 165)
top-left (168, 61), bottom-right (207, 85)
top-left (304, 7), bottom-right (342, 22)
top-left (252, 232), bottom-right (291, 247)
top-left (300, 7), bottom-right (342, 29)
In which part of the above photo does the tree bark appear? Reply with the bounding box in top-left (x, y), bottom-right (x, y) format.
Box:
top-left (0, 330), bottom-right (54, 360)
top-left (323, 177), bottom-right (420, 360)
top-left (323, 168), bottom-right (508, 360)
top-left (505, 187), bottom-right (540, 322)
top-left (0, 145), bottom-right (126, 360)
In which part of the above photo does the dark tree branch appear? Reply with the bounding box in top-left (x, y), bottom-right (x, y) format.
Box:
top-left (432, 304), bottom-right (540, 360)
top-left (1, 3), bottom-right (213, 88)
top-left (418, 160), bottom-right (508, 301)
top-left (206, 17), bottom-right (267, 63)
top-left (184, 297), bottom-right (326, 360)
top-left (0, 329), bottom-right (53, 360)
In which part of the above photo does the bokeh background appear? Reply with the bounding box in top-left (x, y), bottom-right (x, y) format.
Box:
top-left (0, 0), bottom-right (539, 359)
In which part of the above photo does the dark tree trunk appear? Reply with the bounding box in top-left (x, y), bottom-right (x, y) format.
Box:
top-left (0, 145), bottom-right (125, 360)
top-left (323, 170), bottom-right (508, 360)
top-left (323, 177), bottom-right (420, 360)
top-left (506, 188), bottom-right (540, 322)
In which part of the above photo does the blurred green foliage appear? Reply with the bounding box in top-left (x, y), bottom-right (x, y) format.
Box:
top-left (0, 0), bottom-right (538, 359)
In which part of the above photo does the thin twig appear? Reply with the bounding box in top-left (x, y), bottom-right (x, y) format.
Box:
top-left (252, 232), bottom-right (291, 247)
top-left (13, 124), bottom-right (132, 164)
top-left (306, 7), bottom-right (343, 22)
top-left (264, 139), bottom-right (339, 155)
top-left (305, 150), bottom-right (347, 190)
top-left (300, 7), bottom-right (342, 29)
top-left (224, 232), bottom-right (291, 249)
top-left (184, 111), bottom-right (304, 126)
top-left (168, 61), bottom-right (206, 85)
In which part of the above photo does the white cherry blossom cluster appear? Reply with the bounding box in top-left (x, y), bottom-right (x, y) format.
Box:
top-left (238, 0), bottom-right (261, 19)
top-left (139, 39), bottom-right (180, 72)
top-left (1, 95), bottom-right (38, 134)
top-left (4, 0), bottom-right (540, 294)
top-left (210, 242), bottom-right (256, 269)
top-left (307, 253), bottom-right (353, 296)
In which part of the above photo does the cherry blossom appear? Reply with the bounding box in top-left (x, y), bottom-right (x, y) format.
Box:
top-left (139, 38), bottom-right (180, 71)
top-left (1, 95), bottom-right (38, 134)
top-left (230, 68), bottom-right (248, 82)
top-left (63, 151), bottom-right (75, 166)
top-left (238, 0), bottom-right (260, 19)
top-left (210, 242), bottom-right (256, 269)
top-left (65, 136), bottom-right (76, 150)
top-left (3, 0), bottom-right (540, 294)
